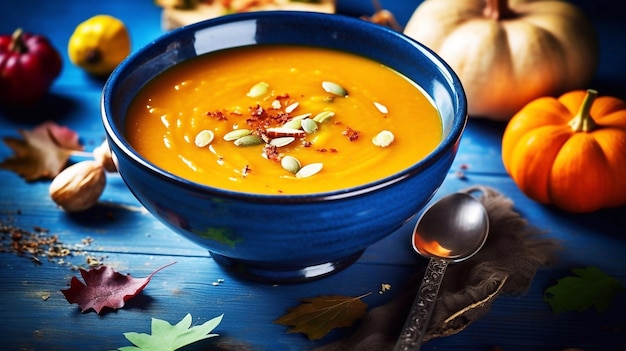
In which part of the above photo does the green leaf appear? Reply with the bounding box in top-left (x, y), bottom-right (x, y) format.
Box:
top-left (118, 313), bottom-right (223, 351)
top-left (544, 267), bottom-right (626, 313)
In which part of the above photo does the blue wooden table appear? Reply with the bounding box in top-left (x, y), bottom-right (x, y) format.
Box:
top-left (1, 1), bottom-right (625, 350)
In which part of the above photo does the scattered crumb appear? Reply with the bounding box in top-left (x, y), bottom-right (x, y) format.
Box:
top-left (0, 216), bottom-right (104, 270)
top-left (86, 255), bottom-right (104, 267)
top-left (212, 278), bottom-right (225, 286)
top-left (379, 283), bottom-right (392, 294)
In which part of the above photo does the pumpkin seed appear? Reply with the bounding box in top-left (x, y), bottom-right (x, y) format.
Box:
top-left (374, 101), bottom-right (388, 114)
top-left (301, 118), bottom-right (319, 134)
top-left (282, 119), bottom-right (302, 130)
top-left (282, 113), bottom-right (315, 129)
top-left (234, 135), bottom-right (264, 146)
top-left (296, 162), bottom-right (323, 178)
top-left (312, 111), bottom-right (335, 123)
top-left (194, 130), bottom-right (214, 147)
top-left (322, 81), bottom-right (348, 97)
top-left (224, 128), bottom-right (252, 141)
top-left (247, 81), bottom-right (269, 98)
top-left (281, 155), bottom-right (302, 174)
top-left (285, 102), bottom-right (299, 113)
top-left (292, 113), bottom-right (312, 120)
top-left (372, 130), bottom-right (395, 147)
top-left (271, 99), bottom-right (281, 109)
top-left (270, 137), bottom-right (296, 147)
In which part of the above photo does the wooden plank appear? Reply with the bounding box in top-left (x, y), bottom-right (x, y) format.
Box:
top-left (0, 251), bottom-right (415, 350)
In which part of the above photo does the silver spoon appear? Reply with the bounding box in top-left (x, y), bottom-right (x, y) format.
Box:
top-left (394, 192), bottom-right (490, 351)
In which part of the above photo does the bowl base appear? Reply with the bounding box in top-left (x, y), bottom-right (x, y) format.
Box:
top-left (209, 250), bottom-right (365, 284)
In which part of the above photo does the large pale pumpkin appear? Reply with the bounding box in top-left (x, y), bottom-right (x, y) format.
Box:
top-left (404, 0), bottom-right (598, 121)
top-left (502, 90), bottom-right (626, 213)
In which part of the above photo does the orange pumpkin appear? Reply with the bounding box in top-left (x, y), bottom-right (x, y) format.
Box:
top-left (502, 89), bottom-right (626, 213)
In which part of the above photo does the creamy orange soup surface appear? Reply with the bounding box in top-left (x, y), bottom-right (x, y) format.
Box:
top-left (125, 45), bottom-right (442, 195)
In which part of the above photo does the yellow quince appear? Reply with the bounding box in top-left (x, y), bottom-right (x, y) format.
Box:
top-left (68, 15), bottom-right (131, 76)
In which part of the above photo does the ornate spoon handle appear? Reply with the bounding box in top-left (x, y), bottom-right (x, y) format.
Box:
top-left (394, 258), bottom-right (448, 351)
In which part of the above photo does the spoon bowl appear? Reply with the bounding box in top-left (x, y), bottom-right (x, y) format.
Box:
top-left (413, 192), bottom-right (489, 262)
top-left (395, 192), bottom-right (489, 351)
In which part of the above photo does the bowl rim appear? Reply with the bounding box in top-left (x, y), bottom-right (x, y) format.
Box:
top-left (101, 11), bottom-right (467, 203)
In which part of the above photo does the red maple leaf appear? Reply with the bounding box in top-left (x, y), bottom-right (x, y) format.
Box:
top-left (61, 262), bottom-right (176, 314)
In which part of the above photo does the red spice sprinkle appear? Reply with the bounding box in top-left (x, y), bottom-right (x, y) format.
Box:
top-left (246, 104), bottom-right (293, 131)
top-left (315, 147), bottom-right (337, 153)
top-left (342, 126), bottom-right (360, 141)
top-left (250, 104), bottom-right (265, 116)
top-left (206, 110), bottom-right (229, 121)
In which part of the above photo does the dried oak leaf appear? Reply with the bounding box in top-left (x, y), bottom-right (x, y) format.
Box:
top-left (119, 313), bottom-right (223, 351)
top-left (61, 262), bottom-right (176, 314)
top-left (0, 121), bottom-right (83, 181)
top-left (544, 266), bottom-right (626, 313)
top-left (275, 293), bottom-right (370, 340)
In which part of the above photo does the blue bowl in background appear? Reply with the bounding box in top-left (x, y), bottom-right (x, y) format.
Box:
top-left (101, 11), bottom-right (466, 283)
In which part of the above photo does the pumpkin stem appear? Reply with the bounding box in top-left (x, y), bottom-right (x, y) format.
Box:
top-left (9, 28), bottom-right (28, 54)
top-left (569, 89), bottom-right (598, 133)
top-left (483, 0), bottom-right (517, 20)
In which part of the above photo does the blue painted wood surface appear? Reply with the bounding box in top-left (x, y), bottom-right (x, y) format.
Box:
top-left (1, 1), bottom-right (625, 350)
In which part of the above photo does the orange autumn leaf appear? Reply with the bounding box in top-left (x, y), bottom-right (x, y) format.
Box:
top-left (0, 121), bottom-right (83, 181)
top-left (275, 293), bottom-right (370, 340)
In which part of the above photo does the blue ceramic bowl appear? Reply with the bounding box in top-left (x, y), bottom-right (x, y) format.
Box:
top-left (101, 11), bottom-right (466, 283)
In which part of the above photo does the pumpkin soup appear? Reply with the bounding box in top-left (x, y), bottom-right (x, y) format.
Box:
top-left (125, 45), bottom-right (442, 194)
